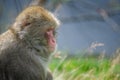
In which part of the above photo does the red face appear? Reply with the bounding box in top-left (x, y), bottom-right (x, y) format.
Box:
top-left (45, 29), bottom-right (56, 52)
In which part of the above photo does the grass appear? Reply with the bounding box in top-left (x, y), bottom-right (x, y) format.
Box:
top-left (49, 52), bottom-right (120, 80)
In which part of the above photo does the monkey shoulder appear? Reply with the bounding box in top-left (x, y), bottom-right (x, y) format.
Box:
top-left (0, 30), bottom-right (17, 51)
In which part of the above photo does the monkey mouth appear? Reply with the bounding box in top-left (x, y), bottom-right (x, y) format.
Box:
top-left (45, 29), bottom-right (56, 52)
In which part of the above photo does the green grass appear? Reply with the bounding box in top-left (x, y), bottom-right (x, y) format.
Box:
top-left (49, 55), bottom-right (120, 80)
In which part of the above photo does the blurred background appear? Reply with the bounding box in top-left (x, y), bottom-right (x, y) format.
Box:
top-left (0, 0), bottom-right (120, 56)
top-left (0, 0), bottom-right (120, 79)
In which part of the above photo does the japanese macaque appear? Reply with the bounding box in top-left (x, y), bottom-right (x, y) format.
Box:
top-left (0, 6), bottom-right (60, 80)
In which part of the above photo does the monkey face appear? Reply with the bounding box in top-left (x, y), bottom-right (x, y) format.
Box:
top-left (11, 6), bottom-right (59, 54)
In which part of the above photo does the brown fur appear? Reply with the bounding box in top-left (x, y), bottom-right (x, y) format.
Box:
top-left (0, 6), bottom-right (59, 80)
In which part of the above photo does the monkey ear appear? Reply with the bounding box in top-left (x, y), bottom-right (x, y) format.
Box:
top-left (17, 31), bottom-right (27, 39)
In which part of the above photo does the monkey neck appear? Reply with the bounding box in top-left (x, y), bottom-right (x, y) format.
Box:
top-left (18, 36), bottom-right (51, 61)
top-left (9, 27), bottom-right (51, 61)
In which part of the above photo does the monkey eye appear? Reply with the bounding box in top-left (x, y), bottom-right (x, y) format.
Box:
top-left (23, 22), bottom-right (31, 27)
top-left (47, 28), bottom-right (57, 36)
top-left (25, 23), bottom-right (31, 26)
top-left (46, 28), bottom-right (57, 37)
top-left (47, 28), bottom-right (53, 31)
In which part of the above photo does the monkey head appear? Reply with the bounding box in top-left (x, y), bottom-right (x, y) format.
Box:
top-left (10, 6), bottom-right (60, 56)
